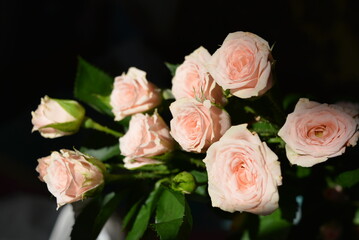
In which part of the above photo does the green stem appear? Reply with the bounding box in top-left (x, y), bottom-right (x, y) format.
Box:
top-left (266, 92), bottom-right (286, 124)
top-left (105, 171), bottom-right (171, 183)
top-left (83, 117), bottom-right (123, 138)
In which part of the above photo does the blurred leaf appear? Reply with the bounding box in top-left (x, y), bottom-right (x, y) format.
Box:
top-left (335, 168), bottom-right (359, 188)
top-left (353, 207), bottom-right (359, 225)
top-left (80, 144), bottom-right (120, 161)
top-left (74, 57), bottom-right (114, 116)
top-left (257, 209), bottom-right (292, 240)
top-left (240, 230), bottom-right (251, 240)
top-left (296, 166), bottom-right (312, 178)
top-left (126, 186), bottom-right (163, 240)
top-left (154, 187), bottom-right (192, 240)
top-left (165, 62), bottom-right (180, 77)
top-left (162, 89), bottom-right (175, 100)
top-left (282, 93), bottom-right (301, 111)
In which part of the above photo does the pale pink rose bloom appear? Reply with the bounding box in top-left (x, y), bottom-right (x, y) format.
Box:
top-left (119, 112), bottom-right (174, 169)
top-left (203, 124), bottom-right (282, 215)
top-left (208, 31), bottom-right (273, 98)
top-left (171, 46), bottom-right (226, 105)
top-left (36, 149), bottom-right (104, 209)
top-left (278, 98), bottom-right (359, 167)
top-left (31, 96), bottom-right (76, 138)
top-left (169, 98), bottom-right (231, 153)
top-left (110, 67), bottom-right (162, 121)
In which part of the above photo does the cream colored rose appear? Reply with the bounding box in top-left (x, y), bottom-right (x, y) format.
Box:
top-left (278, 98), bottom-right (359, 167)
top-left (203, 124), bottom-right (282, 215)
top-left (208, 31), bottom-right (273, 98)
top-left (110, 67), bottom-right (162, 121)
top-left (36, 149), bottom-right (104, 209)
top-left (119, 112), bottom-right (174, 169)
top-left (169, 98), bottom-right (231, 153)
top-left (31, 96), bottom-right (85, 138)
top-left (171, 46), bottom-right (226, 105)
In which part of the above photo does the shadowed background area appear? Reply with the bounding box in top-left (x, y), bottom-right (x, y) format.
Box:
top-left (0, 0), bottom-right (358, 239)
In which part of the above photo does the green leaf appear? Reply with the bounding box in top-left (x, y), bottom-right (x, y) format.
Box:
top-left (92, 192), bottom-right (122, 238)
top-left (71, 192), bottom-right (122, 240)
top-left (189, 170), bottom-right (208, 197)
top-left (154, 187), bottom-right (190, 240)
top-left (165, 62), bottom-right (180, 77)
top-left (257, 209), bottom-right (292, 240)
top-left (335, 168), bottom-right (359, 188)
top-left (180, 197), bottom-right (193, 239)
top-left (122, 198), bottom-right (143, 230)
top-left (80, 144), bottom-right (120, 161)
top-left (126, 186), bottom-right (164, 240)
top-left (71, 197), bottom-right (102, 240)
top-left (74, 57), bottom-right (114, 116)
top-left (190, 170), bottom-right (207, 184)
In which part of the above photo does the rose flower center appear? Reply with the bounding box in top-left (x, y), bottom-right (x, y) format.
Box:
top-left (227, 49), bottom-right (254, 80)
top-left (231, 156), bottom-right (255, 191)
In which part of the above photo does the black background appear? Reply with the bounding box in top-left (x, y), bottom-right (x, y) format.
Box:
top-left (1, 0), bottom-right (359, 239)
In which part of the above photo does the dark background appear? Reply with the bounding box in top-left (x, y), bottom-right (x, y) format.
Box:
top-left (1, 0), bottom-right (359, 239)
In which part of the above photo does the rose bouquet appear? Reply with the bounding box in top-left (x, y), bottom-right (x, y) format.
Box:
top-left (31, 31), bottom-right (359, 239)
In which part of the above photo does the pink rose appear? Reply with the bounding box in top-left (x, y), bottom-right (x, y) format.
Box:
top-left (36, 149), bottom-right (104, 209)
top-left (110, 67), bottom-right (162, 121)
top-left (278, 98), bottom-right (359, 167)
top-left (119, 112), bottom-right (174, 169)
top-left (208, 31), bottom-right (273, 98)
top-left (203, 124), bottom-right (282, 215)
top-left (31, 96), bottom-right (85, 138)
top-left (171, 46), bottom-right (226, 105)
top-left (169, 98), bottom-right (231, 153)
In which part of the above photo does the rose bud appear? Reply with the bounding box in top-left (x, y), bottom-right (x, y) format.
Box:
top-left (171, 171), bottom-right (196, 194)
top-left (31, 96), bottom-right (85, 138)
top-left (36, 149), bottom-right (105, 209)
